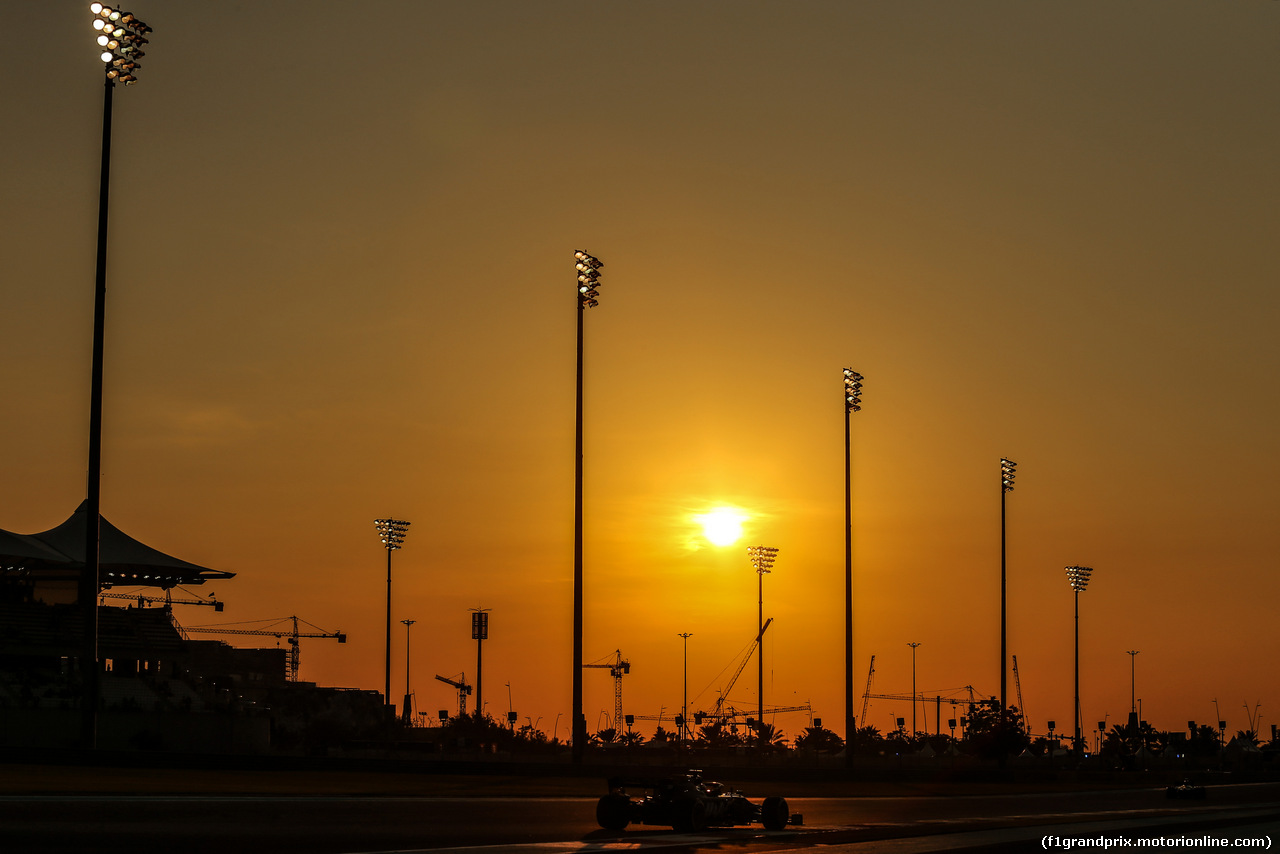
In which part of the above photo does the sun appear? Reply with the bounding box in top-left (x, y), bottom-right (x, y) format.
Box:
top-left (693, 507), bottom-right (747, 547)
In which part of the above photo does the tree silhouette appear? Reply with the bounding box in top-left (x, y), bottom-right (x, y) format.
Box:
top-left (746, 720), bottom-right (788, 750)
top-left (618, 729), bottom-right (645, 748)
top-left (853, 724), bottom-right (885, 755)
top-left (794, 725), bottom-right (844, 753)
top-left (696, 721), bottom-right (742, 748)
top-left (960, 702), bottom-right (1028, 759)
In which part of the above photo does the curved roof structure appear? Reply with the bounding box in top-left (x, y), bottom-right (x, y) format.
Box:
top-left (0, 503), bottom-right (234, 589)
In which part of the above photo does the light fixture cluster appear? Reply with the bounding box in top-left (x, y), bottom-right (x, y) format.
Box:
top-left (843, 368), bottom-right (864, 413)
top-left (91, 3), bottom-right (150, 85)
top-left (1065, 565), bottom-right (1093, 592)
top-left (1000, 457), bottom-right (1017, 493)
top-left (575, 250), bottom-right (603, 308)
top-left (746, 545), bottom-right (779, 574)
top-left (374, 518), bottom-right (410, 550)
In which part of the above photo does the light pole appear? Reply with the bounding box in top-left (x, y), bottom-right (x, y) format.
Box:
top-left (1065, 566), bottom-right (1093, 756)
top-left (1127, 649), bottom-right (1140, 753)
top-left (375, 518), bottom-right (410, 708)
top-left (907, 642), bottom-right (922, 736)
top-left (843, 368), bottom-right (863, 767)
top-left (401, 619), bottom-right (416, 721)
top-left (572, 249), bottom-right (603, 763)
top-left (81, 2), bottom-right (151, 751)
top-left (471, 608), bottom-right (489, 718)
top-left (1127, 650), bottom-right (1139, 715)
top-left (999, 457), bottom-right (1016, 755)
top-left (678, 632), bottom-right (692, 741)
top-left (747, 545), bottom-right (779, 737)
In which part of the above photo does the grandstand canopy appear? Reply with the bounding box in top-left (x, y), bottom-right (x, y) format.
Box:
top-left (0, 502), bottom-right (234, 589)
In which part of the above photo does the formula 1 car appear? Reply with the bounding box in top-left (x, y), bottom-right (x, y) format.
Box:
top-left (1165, 779), bottom-right (1207, 799)
top-left (595, 771), bottom-right (800, 832)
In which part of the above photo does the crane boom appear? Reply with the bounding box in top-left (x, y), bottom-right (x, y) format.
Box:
top-left (182, 616), bottom-right (346, 682)
top-left (710, 618), bottom-right (771, 721)
top-left (434, 673), bottom-right (472, 717)
top-left (1012, 654), bottom-right (1026, 727)
top-left (100, 590), bottom-right (223, 611)
top-left (859, 655), bottom-right (876, 728)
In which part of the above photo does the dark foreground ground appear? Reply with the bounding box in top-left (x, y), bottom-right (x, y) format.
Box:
top-left (2, 752), bottom-right (1277, 854)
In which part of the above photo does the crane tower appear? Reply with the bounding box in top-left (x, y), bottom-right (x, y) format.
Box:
top-left (583, 650), bottom-right (630, 733)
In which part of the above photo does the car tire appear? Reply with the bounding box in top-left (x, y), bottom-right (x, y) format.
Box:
top-left (673, 799), bottom-right (708, 832)
top-left (596, 794), bottom-right (630, 830)
top-left (761, 796), bottom-right (790, 830)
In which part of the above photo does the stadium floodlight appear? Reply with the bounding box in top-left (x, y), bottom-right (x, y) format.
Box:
top-left (747, 545), bottom-right (779, 732)
top-left (375, 518), bottom-right (411, 707)
top-left (844, 368), bottom-right (863, 413)
top-left (1066, 565), bottom-right (1094, 756)
top-left (571, 249), bottom-right (606, 763)
top-left (843, 367), bottom-right (864, 767)
top-left (80, 1), bottom-right (153, 751)
top-left (575, 250), bottom-right (603, 308)
top-left (998, 456), bottom-right (1018, 763)
top-left (1001, 457), bottom-right (1016, 493)
top-left (91, 3), bottom-right (150, 85)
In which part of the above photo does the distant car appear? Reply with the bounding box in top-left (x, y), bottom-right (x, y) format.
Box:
top-left (1166, 779), bottom-right (1207, 799)
top-left (596, 771), bottom-right (799, 832)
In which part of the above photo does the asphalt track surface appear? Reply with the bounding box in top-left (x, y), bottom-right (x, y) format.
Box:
top-left (2, 771), bottom-right (1277, 854)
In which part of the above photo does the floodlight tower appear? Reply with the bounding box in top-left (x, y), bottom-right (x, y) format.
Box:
top-left (571, 250), bottom-right (603, 763)
top-left (1065, 566), bottom-right (1093, 756)
top-left (375, 518), bottom-right (410, 708)
top-left (747, 545), bottom-right (779, 733)
top-left (907, 642), bottom-right (922, 736)
top-left (843, 368), bottom-right (863, 767)
top-left (1127, 650), bottom-right (1140, 715)
top-left (81, 2), bottom-right (151, 751)
top-left (678, 632), bottom-right (692, 741)
top-left (471, 608), bottom-right (490, 717)
top-left (999, 457), bottom-right (1016, 753)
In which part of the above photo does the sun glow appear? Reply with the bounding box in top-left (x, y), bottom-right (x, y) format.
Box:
top-left (693, 507), bottom-right (748, 547)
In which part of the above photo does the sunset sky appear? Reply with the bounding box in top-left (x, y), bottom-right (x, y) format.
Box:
top-left (5, 1), bottom-right (1278, 743)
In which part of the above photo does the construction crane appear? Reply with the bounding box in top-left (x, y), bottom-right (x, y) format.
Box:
top-left (859, 655), bottom-right (876, 728)
top-left (434, 673), bottom-right (472, 717)
top-left (703, 618), bottom-right (772, 724)
top-left (1013, 654), bottom-right (1027, 725)
top-left (718, 702), bottom-right (812, 728)
top-left (582, 650), bottom-right (630, 733)
top-left (862, 687), bottom-right (985, 735)
top-left (182, 616), bottom-right (346, 682)
top-left (100, 586), bottom-right (223, 629)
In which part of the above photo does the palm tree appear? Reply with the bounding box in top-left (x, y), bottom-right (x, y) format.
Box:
top-left (618, 729), bottom-right (645, 749)
top-left (794, 725), bottom-right (844, 753)
top-left (748, 721), bottom-right (788, 751)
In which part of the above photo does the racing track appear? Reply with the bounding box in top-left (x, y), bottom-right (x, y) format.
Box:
top-left (2, 781), bottom-right (1278, 853)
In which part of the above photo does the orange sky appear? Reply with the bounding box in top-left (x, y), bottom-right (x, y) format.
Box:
top-left (4, 1), bottom-right (1278, 742)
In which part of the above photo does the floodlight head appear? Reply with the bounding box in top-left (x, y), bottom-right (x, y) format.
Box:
top-left (91, 2), bottom-right (105, 13)
top-left (1065, 565), bottom-right (1093, 593)
top-left (843, 367), bottom-right (863, 413)
top-left (746, 545), bottom-right (779, 573)
top-left (374, 517), bottom-right (411, 550)
top-left (575, 250), bottom-right (603, 308)
top-left (1001, 457), bottom-right (1017, 492)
